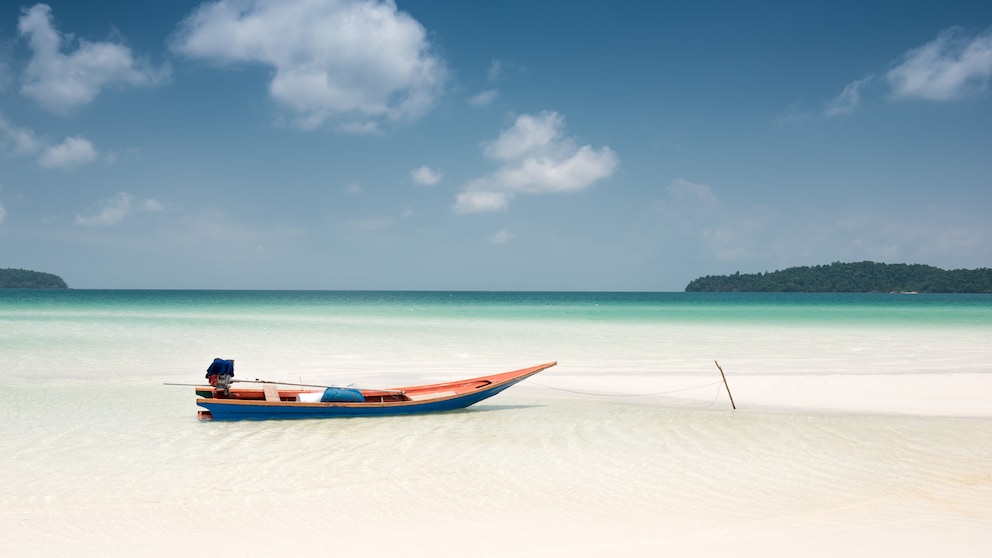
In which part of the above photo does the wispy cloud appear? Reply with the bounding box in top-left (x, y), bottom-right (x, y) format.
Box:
top-left (779, 75), bottom-right (874, 123)
top-left (341, 216), bottom-right (394, 232)
top-left (18, 4), bottom-right (169, 113)
top-left (824, 74), bottom-right (873, 117)
top-left (454, 111), bottom-right (619, 214)
top-left (38, 136), bottom-right (97, 168)
top-left (409, 165), bottom-right (442, 185)
top-left (774, 102), bottom-right (814, 126)
top-left (167, 208), bottom-right (303, 255)
top-left (666, 178), bottom-right (720, 212)
top-left (453, 190), bottom-right (512, 213)
top-left (485, 58), bottom-right (525, 81)
top-left (467, 59), bottom-right (506, 106)
top-left (171, 0), bottom-right (446, 132)
top-left (141, 198), bottom-right (164, 212)
top-left (0, 114), bottom-right (42, 156)
top-left (466, 58), bottom-right (528, 107)
top-left (1, 113), bottom-right (101, 169)
top-left (0, 201), bottom-right (7, 224)
top-left (782, 26), bottom-right (992, 123)
top-left (468, 89), bottom-right (499, 107)
top-left (489, 228), bottom-right (513, 244)
top-left (76, 192), bottom-right (162, 227)
top-left (487, 59), bottom-right (503, 82)
top-left (668, 196), bottom-right (992, 271)
top-left (887, 26), bottom-right (992, 101)
top-left (0, 51), bottom-right (11, 93)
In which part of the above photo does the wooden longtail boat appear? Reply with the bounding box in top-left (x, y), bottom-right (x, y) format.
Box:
top-left (194, 361), bottom-right (557, 421)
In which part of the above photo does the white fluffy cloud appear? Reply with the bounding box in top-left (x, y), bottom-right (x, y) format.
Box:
top-left (454, 111), bottom-right (618, 214)
top-left (76, 192), bottom-right (162, 227)
top-left (38, 136), bottom-right (97, 168)
top-left (887, 26), bottom-right (992, 101)
top-left (1, 113), bottom-right (100, 169)
top-left (409, 165), bottom-right (442, 185)
top-left (18, 4), bottom-right (169, 113)
top-left (482, 111), bottom-right (565, 161)
top-left (171, 0), bottom-right (446, 131)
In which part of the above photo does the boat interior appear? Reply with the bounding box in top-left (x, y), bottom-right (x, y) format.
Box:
top-left (196, 378), bottom-right (497, 403)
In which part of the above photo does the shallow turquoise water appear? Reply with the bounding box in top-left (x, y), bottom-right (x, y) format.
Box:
top-left (3, 290), bottom-right (990, 383)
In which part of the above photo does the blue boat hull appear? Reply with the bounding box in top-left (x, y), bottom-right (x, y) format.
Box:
top-left (196, 370), bottom-right (539, 421)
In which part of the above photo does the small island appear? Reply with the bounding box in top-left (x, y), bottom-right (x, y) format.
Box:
top-left (0, 268), bottom-right (69, 289)
top-left (685, 261), bottom-right (992, 293)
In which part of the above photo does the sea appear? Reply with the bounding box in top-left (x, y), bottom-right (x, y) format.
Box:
top-left (1, 290), bottom-right (990, 556)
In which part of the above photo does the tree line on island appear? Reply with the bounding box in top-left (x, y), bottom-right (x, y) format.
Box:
top-left (0, 268), bottom-right (68, 289)
top-left (4, 263), bottom-right (991, 293)
top-left (685, 262), bottom-right (992, 293)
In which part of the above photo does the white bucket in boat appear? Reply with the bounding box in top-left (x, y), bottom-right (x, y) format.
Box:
top-left (295, 391), bottom-right (324, 402)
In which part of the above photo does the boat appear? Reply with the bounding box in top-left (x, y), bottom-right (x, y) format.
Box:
top-left (193, 359), bottom-right (557, 421)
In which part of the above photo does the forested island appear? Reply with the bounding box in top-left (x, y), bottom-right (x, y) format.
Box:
top-left (685, 262), bottom-right (992, 293)
top-left (0, 268), bottom-right (69, 289)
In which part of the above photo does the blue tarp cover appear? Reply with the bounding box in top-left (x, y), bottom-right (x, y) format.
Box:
top-left (321, 387), bottom-right (365, 403)
top-left (206, 358), bottom-right (234, 378)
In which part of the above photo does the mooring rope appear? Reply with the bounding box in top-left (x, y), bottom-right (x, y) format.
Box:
top-left (529, 380), bottom-right (723, 398)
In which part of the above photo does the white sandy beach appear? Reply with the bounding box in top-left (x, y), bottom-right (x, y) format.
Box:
top-left (539, 372), bottom-right (992, 417)
top-left (2, 371), bottom-right (990, 558)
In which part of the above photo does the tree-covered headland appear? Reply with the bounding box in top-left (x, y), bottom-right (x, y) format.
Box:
top-left (685, 262), bottom-right (992, 293)
top-left (0, 268), bottom-right (69, 289)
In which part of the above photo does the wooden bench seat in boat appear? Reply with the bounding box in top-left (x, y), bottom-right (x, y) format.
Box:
top-left (263, 384), bottom-right (281, 402)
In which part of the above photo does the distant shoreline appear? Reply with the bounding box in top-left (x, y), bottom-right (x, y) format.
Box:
top-left (685, 261), bottom-right (992, 293)
top-left (0, 268), bottom-right (68, 289)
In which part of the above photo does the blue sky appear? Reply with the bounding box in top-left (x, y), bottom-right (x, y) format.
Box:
top-left (1, 0), bottom-right (990, 290)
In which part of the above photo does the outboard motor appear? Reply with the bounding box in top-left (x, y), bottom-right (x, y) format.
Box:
top-left (205, 358), bottom-right (235, 396)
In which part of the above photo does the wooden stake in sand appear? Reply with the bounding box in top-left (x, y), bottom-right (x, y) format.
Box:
top-left (714, 360), bottom-right (736, 410)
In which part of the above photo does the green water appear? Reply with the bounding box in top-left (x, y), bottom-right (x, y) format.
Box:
top-left (2, 290), bottom-right (990, 326)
